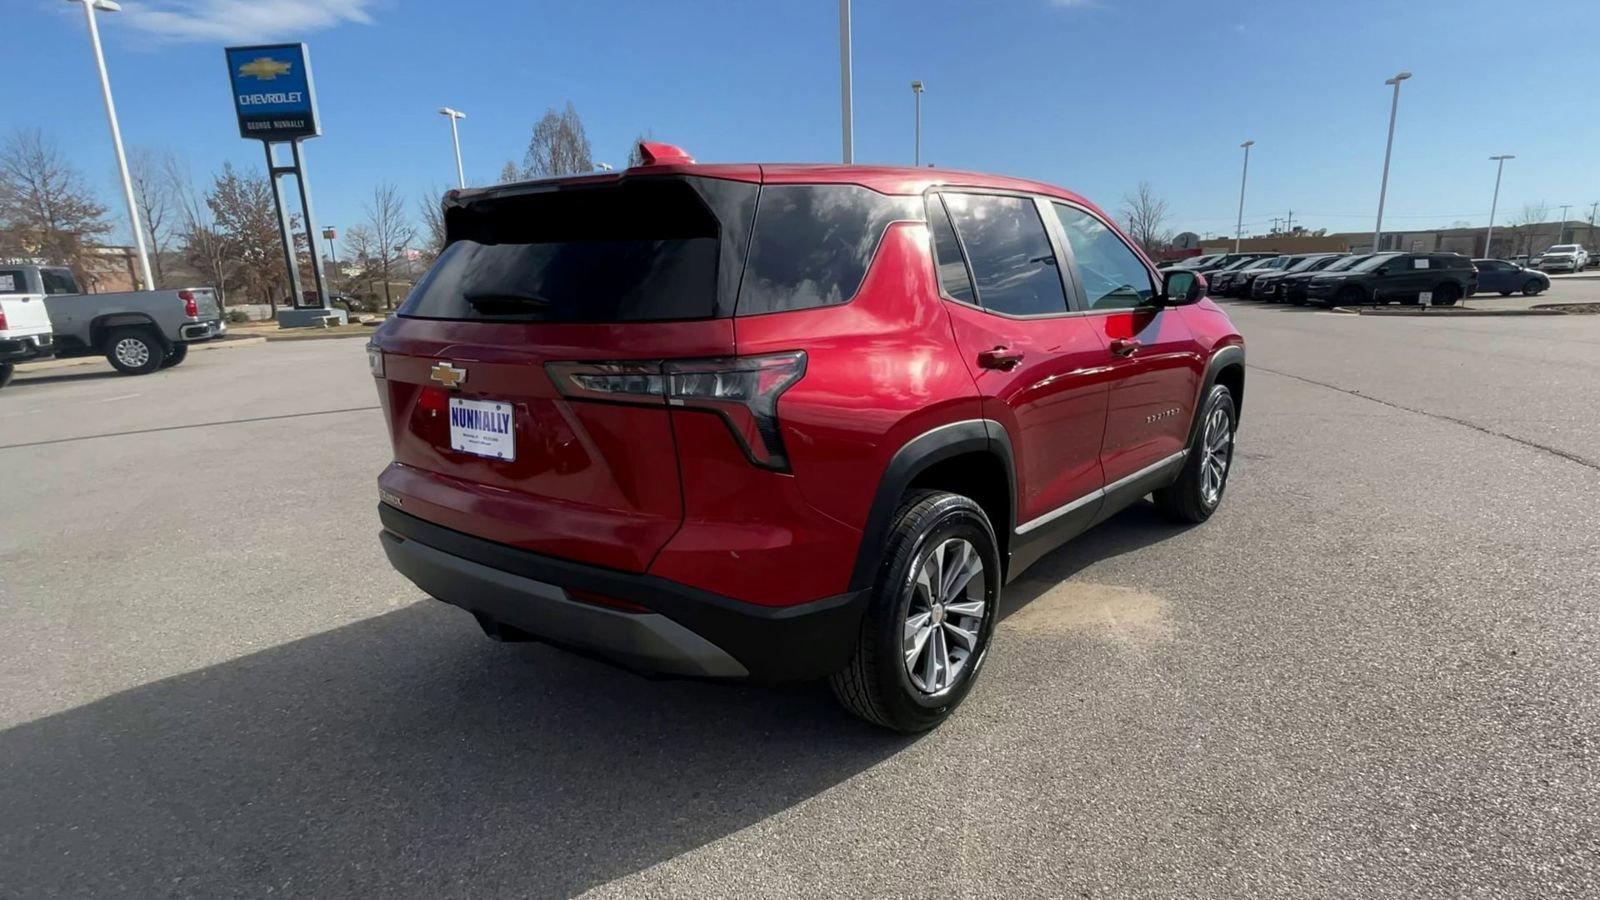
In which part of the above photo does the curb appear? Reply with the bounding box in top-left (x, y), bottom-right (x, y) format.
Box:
top-left (262, 329), bottom-right (377, 342)
top-left (1333, 306), bottom-right (1568, 316)
top-left (15, 336), bottom-right (267, 372)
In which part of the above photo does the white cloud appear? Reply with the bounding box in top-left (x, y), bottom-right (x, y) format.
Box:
top-left (120, 0), bottom-right (376, 43)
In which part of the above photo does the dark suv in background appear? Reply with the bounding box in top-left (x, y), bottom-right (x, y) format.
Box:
top-left (1304, 252), bottom-right (1477, 308)
top-left (369, 143), bottom-right (1246, 732)
top-left (1249, 253), bottom-right (1345, 302)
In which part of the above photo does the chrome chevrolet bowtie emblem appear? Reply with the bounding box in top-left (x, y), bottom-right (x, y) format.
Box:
top-left (430, 362), bottom-right (467, 388)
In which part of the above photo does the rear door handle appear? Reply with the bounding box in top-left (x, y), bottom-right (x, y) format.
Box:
top-left (977, 346), bottom-right (1025, 370)
top-left (1109, 338), bottom-right (1143, 357)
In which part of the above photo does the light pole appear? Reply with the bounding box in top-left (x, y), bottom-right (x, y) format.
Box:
top-left (911, 80), bottom-right (924, 166)
top-left (1555, 204), bottom-right (1571, 245)
top-left (839, 0), bottom-right (853, 163)
top-left (322, 226), bottom-right (337, 265)
top-left (1483, 155), bottom-right (1513, 259)
top-left (67, 0), bottom-right (152, 291)
top-left (1234, 140), bottom-right (1254, 252)
top-left (1372, 70), bottom-right (1411, 252)
top-left (437, 107), bottom-right (466, 189)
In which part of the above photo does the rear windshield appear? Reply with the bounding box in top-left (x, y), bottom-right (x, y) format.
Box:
top-left (400, 177), bottom-right (756, 323)
top-left (0, 270), bottom-right (23, 294)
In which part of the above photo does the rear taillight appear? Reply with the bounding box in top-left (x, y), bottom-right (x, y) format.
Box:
top-left (548, 351), bottom-right (807, 471)
top-left (179, 290), bottom-right (198, 317)
top-left (0, 308), bottom-right (8, 331)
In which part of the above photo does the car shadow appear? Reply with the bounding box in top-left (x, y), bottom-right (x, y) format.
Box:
top-left (998, 501), bottom-right (1195, 616)
top-left (8, 366), bottom-right (120, 387)
top-left (0, 602), bottom-right (912, 897)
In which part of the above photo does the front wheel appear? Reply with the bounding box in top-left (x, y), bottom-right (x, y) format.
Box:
top-left (1522, 279), bottom-right (1543, 296)
top-left (1330, 285), bottom-right (1363, 308)
top-left (1153, 384), bottom-right (1236, 524)
top-left (105, 327), bottom-right (167, 375)
top-left (830, 491), bottom-right (1001, 733)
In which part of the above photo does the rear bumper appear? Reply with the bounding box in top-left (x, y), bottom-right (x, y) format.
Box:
top-left (378, 503), bottom-right (869, 682)
top-left (0, 333), bottom-right (52, 363)
top-left (178, 319), bottom-right (226, 342)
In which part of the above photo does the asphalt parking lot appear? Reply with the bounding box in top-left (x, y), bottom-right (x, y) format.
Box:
top-left (3, 300), bottom-right (1598, 897)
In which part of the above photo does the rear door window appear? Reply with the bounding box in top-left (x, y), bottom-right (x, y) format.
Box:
top-left (400, 177), bottom-right (754, 323)
top-left (736, 185), bottom-right (922, 315)
top-left (40, 269), bottom-right (80, 294)
top-left (941, 193), bottom-right (1069, 316)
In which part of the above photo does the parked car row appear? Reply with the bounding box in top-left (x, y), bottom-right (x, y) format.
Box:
top-left (1199, 250), bottom-right (1552, 308)
top-left (0, 264), bottom-right (225, 390)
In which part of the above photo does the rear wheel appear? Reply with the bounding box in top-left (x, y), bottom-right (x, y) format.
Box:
top-left (1154, 384), bottom-right (1236, 524)
top-left (105, 327), bottom-right (166, 375)
top-left (1433, 283), bottom-right (1459, 306)
top-left (0, 362), bottom-right (12, 390)
top-left (830, 490), bottom-right (1000, 733)
top-left (158, 342), bottom-right (189, 369)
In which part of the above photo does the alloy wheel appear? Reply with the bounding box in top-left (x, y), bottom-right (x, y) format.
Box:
top-left (114, 337), bottom-right (150, 369)
top-left (903, 537), bottom-right (987, 694)
top-left (1200, 405), bottom-right (1233, 506)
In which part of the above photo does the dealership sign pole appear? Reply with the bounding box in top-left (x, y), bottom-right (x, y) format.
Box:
top-left (224, 43), bottom-right (331, 313)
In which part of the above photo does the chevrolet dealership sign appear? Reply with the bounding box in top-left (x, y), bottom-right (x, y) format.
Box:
top-left (225, 43), bottom-right (320, 141)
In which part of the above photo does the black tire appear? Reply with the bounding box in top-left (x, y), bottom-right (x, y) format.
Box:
top-left (158, 342), bottom-right (189, 369)
top-left (1153, 384), bottom-right (1236, 524)
top-left (104, 327), bottom-right (167, 375)
top-left (1329, 285), bottom-right (1363, 308)
top-left (829, 490), bottom-right (1001, 733)
top-left (1432, 283), bottom-right (1459, 307)
top-left (0, 362), bottom-right (12, 391)
top-left (1522, 279), bottom-right (1543, 296)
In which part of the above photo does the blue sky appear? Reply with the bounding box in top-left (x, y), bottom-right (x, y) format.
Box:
top-left (11, 0), bottom-right (1599, 247)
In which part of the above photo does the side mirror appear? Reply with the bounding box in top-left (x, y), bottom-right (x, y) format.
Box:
top-left (1161, 269), bottom-right (1205, 305)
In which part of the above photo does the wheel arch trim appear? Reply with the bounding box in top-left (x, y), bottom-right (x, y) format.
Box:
top-left (847, 418), bottom-right (1015, 592)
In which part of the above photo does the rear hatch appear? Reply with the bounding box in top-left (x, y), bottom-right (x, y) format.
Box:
top-left (188, 288), bottom-right (222, 320)
top-left (374, 174), bottom-right (758, 572)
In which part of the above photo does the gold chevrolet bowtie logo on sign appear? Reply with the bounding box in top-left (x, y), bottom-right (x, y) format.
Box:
top-left (430, 362), bottom-right (467, 388)
top-left (239, 57), bottom-right (293, 80)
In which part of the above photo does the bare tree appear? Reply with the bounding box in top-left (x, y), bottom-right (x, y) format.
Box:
top-left (498, 160), bottom-right (520, 184)
top-left (207, 162), bottom-right (285, 305)
top-left (128, 148), bottom-right (177, 288)
top-left (165, 156), bottom-right (231, 304)
top-left (0, 128), bottom-right (111, 287)
top-left (626, 130), bottom-right (655, 168)
top-left (1120, 181), bottom-right (1170, 255)
top-left (1508, 201), bottom-right (1550, 257)
top-left (360, 183), bottom-right (416, 309)
top-left (342, 224), bottom-right (379, 303)
top-left (523, 102), bottom-right (593, 178)
top-left (417, 187), bottom-right (448, 264)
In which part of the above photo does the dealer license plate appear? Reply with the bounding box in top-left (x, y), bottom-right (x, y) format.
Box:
top-left (448, 397), bottom-right (515, 461)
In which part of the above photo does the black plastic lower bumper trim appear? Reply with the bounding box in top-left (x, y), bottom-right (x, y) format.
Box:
top-left (378, 504), bottom-right (869, 682)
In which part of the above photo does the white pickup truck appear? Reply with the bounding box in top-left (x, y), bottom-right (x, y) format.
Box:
top-left (0, 270), bottom-right (54, 390)
top-left (0, 264), bottom-right (224, 388)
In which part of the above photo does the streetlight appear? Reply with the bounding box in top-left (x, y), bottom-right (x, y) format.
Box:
top-left (594, 162), bottom-right (614, 171)
top-left (1483, 155), bottom-right (1513, 259)
top-left (1234, 140), bottom-right (1254, 252)
top-left (66, 0), bottom-right (152, 291)
top-left (1372, 70), bottom-right (1412, 252)
top-left (839, 0), bottom-right (853, 164)
top-left (437, 107), bottom-right (466, 189)
top-left (1555, 203), bottom-right (1571, 245)
top-left (322, 226), bottom-right (337, 266)
top-left (911, 80), bottom-right (924, 166)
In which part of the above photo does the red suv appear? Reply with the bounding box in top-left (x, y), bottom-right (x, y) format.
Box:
top-left (370, 142), bottom-right (1244, 732)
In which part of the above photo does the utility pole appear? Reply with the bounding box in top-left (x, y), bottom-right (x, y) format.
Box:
top-left (838, 0), bottom-right (853, 164)
top-left (1285, 210), bottom-right (1294, 235)
top-left (1484, 155), bottom-right (1513, 259)
top-left (1235, 140), bottom-right (1254, 252)
top-left (1373, 71), bottom-right (1412, 253)
top-left (1556, 204), bottom-right (1571, 245)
